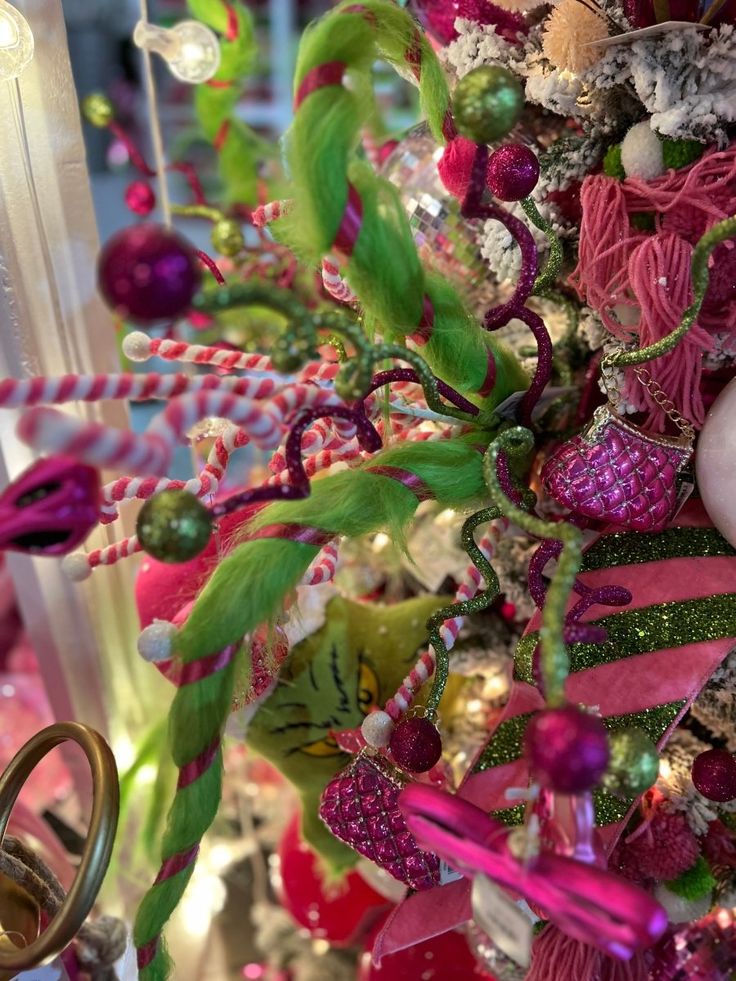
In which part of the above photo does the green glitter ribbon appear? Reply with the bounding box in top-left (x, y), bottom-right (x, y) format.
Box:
top-left (520, 197), bottom-right (563, 295)
top-left (425, 507), bottom-right (503, 713)
top-left (484, 429), bottom-right (582, 707)
top-left (604, 215), bottom-right (736, 370)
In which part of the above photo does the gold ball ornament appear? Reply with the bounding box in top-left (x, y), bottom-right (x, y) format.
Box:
top-left (211, 218), bottom-right (245, 258)
top-left (81, 92), bottom-right (114, 129)
top-left (452, 66), bottom-right (524, 146)
top-left (602, 727), bottom-right (660, 798)
top-left (137, 489), bottom-right (213, 563)
top-left (0, 880), bottom-right (39, 981)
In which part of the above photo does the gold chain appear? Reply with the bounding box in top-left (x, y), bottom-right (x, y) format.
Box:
top-left (631, 366), bottom-right (695, 441)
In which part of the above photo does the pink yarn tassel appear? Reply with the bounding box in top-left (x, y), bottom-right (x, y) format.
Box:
top-left (625, 233), bottom-right (713, 430)
top-left (527, 926), bottom-right (648, 981)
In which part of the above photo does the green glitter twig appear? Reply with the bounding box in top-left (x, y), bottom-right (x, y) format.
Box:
top-left (425, 507), bottom-right (503, 713)
top-left (483, 428), bottom-right (583, 707)
top-left (605, 215), bottom-right (736, 369)
top-left (520, 197), bottom-right (563, 295)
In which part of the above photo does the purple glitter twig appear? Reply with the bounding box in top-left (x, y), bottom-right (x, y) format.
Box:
top-left (365, 368), bottom-right (479, 416)
top-left (210, 405), bottom-right (382, 518)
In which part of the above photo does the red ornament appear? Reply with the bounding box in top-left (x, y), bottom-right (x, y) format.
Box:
top-left (277, 814), bottom-right (390, 946)
top-left (524, 706), bottom-right (610, 793)
top-left (125, 180), bottom-right (156, 216)
top-left (359, 927), bottom-right (494, 979)
top-left (487, 143), bottom-right (540, 201)
top-left (97, 223), bottom-right (202, 325)
top-left (438, 136), bottom-right (480, 199)
top-left (389, 716), bottom-right (443, 773)
top-left (692, 749), bottom-right (736, 803)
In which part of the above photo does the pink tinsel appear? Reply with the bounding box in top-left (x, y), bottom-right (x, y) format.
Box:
top-left (570, 145), bottom-right (736, 431)
top-left (527, 926), bottom-right (648, 981)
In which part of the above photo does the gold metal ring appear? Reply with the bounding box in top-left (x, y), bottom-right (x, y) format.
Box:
top-left (0, 722), bottom-right (119, 971)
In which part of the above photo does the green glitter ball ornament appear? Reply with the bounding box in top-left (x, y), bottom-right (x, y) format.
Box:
top-left (452, 66), bottom-right (524, 146)
top-left (82, 92), bottom-right (114, 129)
top-left (137, 489), bottom-right (213, 563)
top-left (211, 218), bottom-right (244, 258)
top-left (602, 726), bottom-right (660, 798)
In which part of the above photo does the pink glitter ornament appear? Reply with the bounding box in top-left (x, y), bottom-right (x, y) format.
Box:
top-left (389, 716), bottom-right (442, 774)
top-left (487, 143), bottom-right (540, 202)
top-left (319, 754), bottom-right (441, 891)
top-left (524, 706), bottom-right (610, 794)
top-left (125, 180), bottom-right (156, 216)
top-left (97, 223), bottom-right (202, 324)
top-left (0, 456), bottom-right (100, 556)
top-left (692, 748), bottom-right (736, 803)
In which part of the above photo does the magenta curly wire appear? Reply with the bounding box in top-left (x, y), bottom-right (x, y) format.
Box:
top-left (461, 144), bottom-right (552, 427)
top-left (364, 368), bottom-right (479, 417)
top-left (210, 405), bottom-right (381, 517)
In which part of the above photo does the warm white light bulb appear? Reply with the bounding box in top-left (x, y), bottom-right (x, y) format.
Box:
top-left (134, 19), bottom-right (221, 85)
top-left (0, 1), bottom-right (34, 81)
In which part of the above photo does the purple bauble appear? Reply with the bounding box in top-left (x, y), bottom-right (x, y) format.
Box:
top-left (691, 749), bottom-right (736, 803)
top-left (487, 143), bottom-right (540, 201)
top-left (390, 716), bottom-right (443, 773)
top-left (524, 706), bottom-right (609, 793)
top-left (97, 223), bottom-right (202, 325)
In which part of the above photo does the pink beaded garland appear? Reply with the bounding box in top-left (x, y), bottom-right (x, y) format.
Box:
top-left (389, 716), bottom-right (442, 773)
top-left (487, 143), bottom-right (540, 202)
top-left (691, 748), bottom-right (736, 803)
top-left (524, 706), bottom-right (610, 793)
top-left (125, 180), bottom-right (156, 217)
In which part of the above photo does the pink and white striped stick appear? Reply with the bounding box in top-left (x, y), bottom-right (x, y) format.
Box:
top-left (251, 198), bottom-right (291, 228)
top-left (321, 256), bottom-right (358, 306)
top-left (383, 522), bottom-right (509, 721)
top-left (302, 541), bottom-right (340, 586)
top-left (123, 332), bottom-right (275, 374)
top-left (0, 371), bottom-right (277, 407)
top-left (100, 424), bottom-right (250, 520)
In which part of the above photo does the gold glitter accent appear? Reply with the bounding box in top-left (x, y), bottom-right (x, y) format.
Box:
top-left (473, 713), bottom-right (532, 771)
top-left (515, 593), bottom-right (736, 684)
top-left (581, 526), bottom-right (734, 572)
top-left (490, 804), bottom-right (525, 827)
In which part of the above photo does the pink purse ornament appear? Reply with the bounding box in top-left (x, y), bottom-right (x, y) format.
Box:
top-left (542, 403), bottom-right (692, 533)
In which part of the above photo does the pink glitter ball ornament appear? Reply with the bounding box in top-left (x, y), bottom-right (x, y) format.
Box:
top-left (125, 180), bottom-right (156, 216)
top-left (524, 706), bottom-right (610, 794)
top-left (389, 716), bottom-right (442, 774)
top-left (692, 749), bottom-right (736, 803)
top-left (319, 754), bottom-right (441, 891)
top-left (487, 143), bottom-right (540, 201)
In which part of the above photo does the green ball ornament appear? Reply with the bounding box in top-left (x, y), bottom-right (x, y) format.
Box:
top-left (452, 66), bottom-right (524, 146)
top-left (82, 92), bottom-right (114, 129)
top-left (602, 727), bottom-right (660, 798)
top-left (211, 218), bottom-right (244, 258)
top-left (137, 489), bottom-right (213, 563)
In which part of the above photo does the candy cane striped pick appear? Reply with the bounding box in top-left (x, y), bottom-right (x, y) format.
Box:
top-left (251, 198), bottom-right (291, 227)
top-left (302, 541), bottom-right (340, 586)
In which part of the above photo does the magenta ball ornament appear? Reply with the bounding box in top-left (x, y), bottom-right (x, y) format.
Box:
top-left (389, 716), bottom-right (442, 773)
top-left (97, 223), bottom-right (202, 324)
top-left (487, 143), bottom-right (540, 201)
top-left (524, 706), bottom-right (610, 793)
top-left (125, 180), bottom-right (156, 217)
top-left (692, 749), bottom-right (736, 803)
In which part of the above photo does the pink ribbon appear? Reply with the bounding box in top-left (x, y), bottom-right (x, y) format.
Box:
top-left (398, 785), bottom-right (667, 961)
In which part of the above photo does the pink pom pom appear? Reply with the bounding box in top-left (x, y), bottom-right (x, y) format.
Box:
top-left (437, 136), bottom-right (480, 200)
top-left (628, 810), bottom-right (700, 881)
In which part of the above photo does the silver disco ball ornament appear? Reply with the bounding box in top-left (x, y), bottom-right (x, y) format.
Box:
top-left (380, 123), bottom-right (497, 315)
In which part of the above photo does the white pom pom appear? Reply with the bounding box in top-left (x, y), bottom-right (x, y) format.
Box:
top-left (621, 121), bottom-right (665, 181)
top-left (122, 331), bottom-right (153, 362)
top-left (361, 710), bottom-right (394, 748)
top-left (137, 619), bottom-right (177, 662)
top-left (653, 883), bottom-right (712, 924)
top-left (61, 552), bottom-right (92, 582)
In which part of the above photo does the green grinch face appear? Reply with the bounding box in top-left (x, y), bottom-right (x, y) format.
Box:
top-left (246, 593), bottom-right (446, 868)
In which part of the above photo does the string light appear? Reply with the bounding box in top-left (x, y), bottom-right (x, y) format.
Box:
top-left (0, 1), bottom-right (33, 80)
top-left (133, 19), bottom-right (221, 85)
